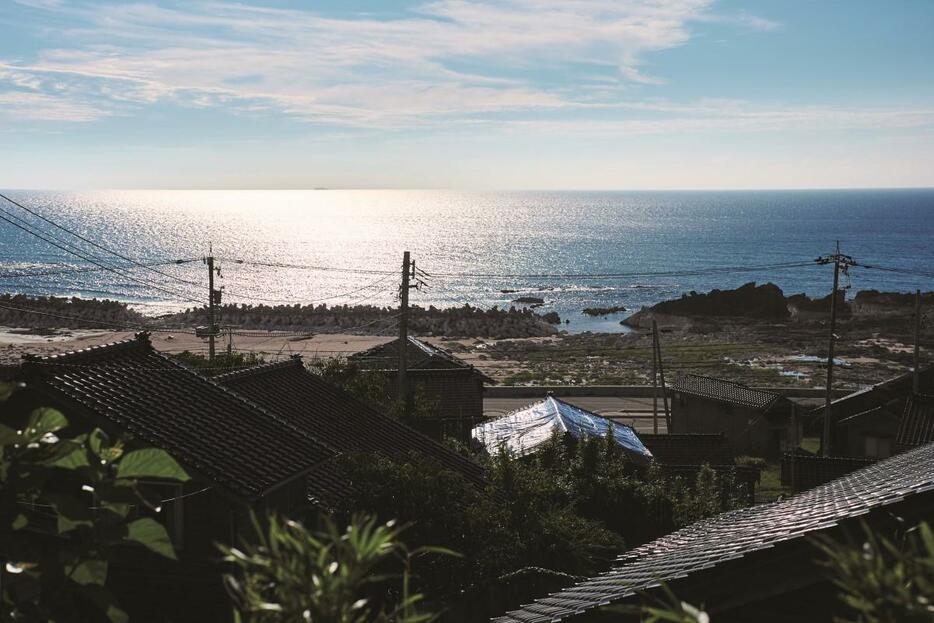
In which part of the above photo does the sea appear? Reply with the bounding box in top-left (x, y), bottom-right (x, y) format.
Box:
top-left (0, 188), bottom-right (932, 333)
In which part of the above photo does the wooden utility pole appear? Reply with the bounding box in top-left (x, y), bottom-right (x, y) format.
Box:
top-left (653, 320), bottom-right (671, 432)
top-left (790, 402), bottom-right (798, 492)
top-left (398, 251), bottom-right (411, 414)
top-left (914, 289), bottom-right (922, 394)
top-left (206, 254), bottom-right (217, 362)
top-left (651, 328), bottom-right (658, 435)
top-left (816, 241), bottom-right (854, 457)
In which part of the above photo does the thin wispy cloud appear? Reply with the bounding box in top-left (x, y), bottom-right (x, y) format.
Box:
top-left (0, 0), bottom-right (731, 126)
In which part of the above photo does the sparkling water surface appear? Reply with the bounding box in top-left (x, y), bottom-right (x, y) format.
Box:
top-left (1, 189), bottom-right (932, 333)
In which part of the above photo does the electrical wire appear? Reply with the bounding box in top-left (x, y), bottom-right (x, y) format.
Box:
top-left (0, 206), bottom-right (202, 304)
top-left (0, 192), bottom-right (205, 289)
top-left (0, 258), bottom-right (199, 280)
top-left (0, 301), bottom-right (196, 334)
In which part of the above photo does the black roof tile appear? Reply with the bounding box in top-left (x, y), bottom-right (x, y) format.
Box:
top-left (670, 374), bottom-right (783, 410)
top-left (493, 441), bottom-right (934, 623)
top-left (214, 356), bottom-right (486, 506)
top-left (351, 336), bottom-right (494, 383)
top-left (20, 333), bottom-right (332, 502)
top-left (896, 393), bottom-right (934, 449)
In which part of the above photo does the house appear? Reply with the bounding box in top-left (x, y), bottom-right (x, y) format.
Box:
top-left (350, 336), bottom-right (494, 441)
top-left (493, 440), bottom-right (934, 623)
top-left (670, 374), bottom-right (799, 460)
top-left (471, 395), bottom-right (652, 464)
top-left (895, 392), bottom-right (934, 453)
top-left (14, 333), bottom-right (333, 622)
top-left (13, 334), bottom-right (488, 622)
top-left (638, 433), bottom-right (761, 503)
top-left (780, 453), bottom-right (875, 492)
top-left (214, 354), bottom-right (486, 508)
top-left (818, 366), bottom-right (934, 458)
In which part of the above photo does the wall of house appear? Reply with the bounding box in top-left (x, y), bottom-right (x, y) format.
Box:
top-left (671, 394), bottom-right (794, 460)
top-left (836, 416), bottom-right (898, 459)
top-left (379, 369), bottom-right (485, 441)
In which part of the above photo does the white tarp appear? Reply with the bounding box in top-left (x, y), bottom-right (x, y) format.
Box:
top-left (472, 396), bottom-right (653, 463)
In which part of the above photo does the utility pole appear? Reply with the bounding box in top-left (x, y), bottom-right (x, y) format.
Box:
top-left (651, 328), bottom-right (658, 435)
top-left (816, 241), bottom-right (855, 457)
top-left (914, 289), bottom-right (922, 394)
top-left (790, 402), bottom-right (798, 492)
top-left (206, 255), bottom-right (216, 361)
top-left (202, 253), bottom-right (222, 362)
top-left (653, 320), bottom-right (671, 432)
top-left (398, 251), bottom-right (412, 415)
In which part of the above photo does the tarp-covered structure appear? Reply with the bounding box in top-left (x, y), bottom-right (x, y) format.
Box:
top-left (472, 396), bottom-right (652, 464)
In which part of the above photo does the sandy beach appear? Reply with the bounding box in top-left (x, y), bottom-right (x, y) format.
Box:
top-left (0, 327), bottom-right (396, 365)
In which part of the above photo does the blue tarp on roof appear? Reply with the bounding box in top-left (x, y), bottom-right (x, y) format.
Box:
top-left (472, 396), bottom-right (652, 463)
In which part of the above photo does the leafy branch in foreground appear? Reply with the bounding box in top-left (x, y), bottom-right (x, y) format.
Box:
top-left (219, 513), bottom-right (459, 623)
top-left (0, 381), bottom-right (189, 623)
top-left (812, 520), bottom-right (934, 623)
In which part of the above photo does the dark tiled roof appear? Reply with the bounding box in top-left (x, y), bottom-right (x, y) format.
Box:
top-left (20, 334), bottom-right (331, 502)
top-left (638, 433), bottom-right (734, 466)
top-left (780, 453), bottom-right (876, 491)
top-left (671, 374), bottom-right (782, 410)
top-left (214, 356), bottom-right (486, 505)
top-left (351, 336), bottom-right (494, 383)
top-left (817, 366), bottom-right (934, 422)
top-left (896, 393), bottom-right (934, 449)
top-left (493, 441), bottom-right (934, 623)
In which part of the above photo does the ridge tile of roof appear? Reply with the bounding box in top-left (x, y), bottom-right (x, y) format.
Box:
top-left (215, 355), bottom-right (487, 506)
top-left (20, 333), bottom-right (333, 503)
top-left (350, 336), bottom-right (495, 382)
top-left (671, 374), bottom-right (782, 410)
top-left (492, 441), bottom-right (934, 623)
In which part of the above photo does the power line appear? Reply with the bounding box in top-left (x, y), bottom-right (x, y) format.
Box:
top-left (0, 206), bottom-right (202, 304)
top-left (419, 260), bottom-right (819, 280)
top-left (0, 193), bottom-right (204, 289)
top-left (0, 301), bottom-right (196, 334)
top-left (0, 258), bottom-right (199, 280)
top-left (220, 258), bottom-right (396, 276)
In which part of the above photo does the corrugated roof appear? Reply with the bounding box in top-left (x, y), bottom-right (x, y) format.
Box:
top-left (493, 441), bottom-right (934, 623)
top-left (896, 393), bottom-right (934, 449)
top-left (471, 396), bottom-right (652, 464)
top-left (215, 356), bottom-right (487, 506)
top-left (351, 336), bottom-right (495, 383)
top-left (20, 333), bottom-right (332, 503)
top-left (671, 374), bottom-right (782, 410)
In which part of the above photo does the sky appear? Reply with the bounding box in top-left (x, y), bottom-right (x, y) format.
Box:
top-left (1, 0), bottom-right (933, 190)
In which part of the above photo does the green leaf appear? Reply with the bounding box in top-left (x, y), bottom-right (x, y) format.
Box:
top-left (0, 423), bottom-right (18, 446)
top-left (12, 514), bottom-right (28, 530)
top-left (0, 381), bottom-right (19, 401)
top-left (25, 407), bottom-right (68, 440)
top-left (89, 429), bottom-right (111, 459)
top-left (58, 514), bottom-right (93, 534)
top-left (125, 518), bottom-right (177, 560)
top-left (50, 443), bottom-right (90, 470)
top-left (116, 448), bottom-right (190, 482)
top-left (70, 560), bottom-right (108, 586)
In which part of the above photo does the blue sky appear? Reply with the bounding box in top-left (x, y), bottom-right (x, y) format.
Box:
top-left (1, 0), bottom-right (933, 189)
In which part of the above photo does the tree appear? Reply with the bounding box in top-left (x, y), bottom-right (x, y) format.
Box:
top-left (219, 513), bottom-right (455, 623)
top-left (0, 382), bottom-right (188, 622)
